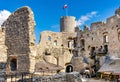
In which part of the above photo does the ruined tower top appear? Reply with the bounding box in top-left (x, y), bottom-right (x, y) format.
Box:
top-left (60, 16), bottom-right (77, 32)
top-left (4, 6), bottom-right (36, 54)
top-left (115, 7), bottom-right (120, 15)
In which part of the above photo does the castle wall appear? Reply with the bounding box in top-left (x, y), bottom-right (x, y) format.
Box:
top-left (73, 8), bottom-right (120, 73)
top-left (2, 6), bottom-right (36, 74)
top-left (76, 8), bottom-right (120, 70)
top-left (37, 31), bottom-right (77, 71)
top-left (0, 27), bottom-right (7, 82)
top-left (0, 27), bottom-right (7, 62)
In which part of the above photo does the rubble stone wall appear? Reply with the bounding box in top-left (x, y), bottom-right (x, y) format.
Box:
top-left (37, 31), bottom-right (77, 71)
top-left (33, 72), bottom-right (82, 82)
top-left (2, 6), bottom-right (36, 74)
top-left (77, 9), bottom-right (120, 58)
top-left (75, 7), bottom-right (120, 72)
top-left (0, 27), bottom-right (7, 62)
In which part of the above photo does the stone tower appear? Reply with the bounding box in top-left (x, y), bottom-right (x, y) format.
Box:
top-left (3, 6), bottom-right (36, 74)
top-left (115, 7), bottom-right (120, 15)
top-left (60, 16), bottom-right (77, 32)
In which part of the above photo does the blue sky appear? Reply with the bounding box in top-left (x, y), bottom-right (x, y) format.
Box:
top-left (0, 0), bottom-right (120, 43)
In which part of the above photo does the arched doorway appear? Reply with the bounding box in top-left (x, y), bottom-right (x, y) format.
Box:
top-left (66, 65), bottom-right (73, 73)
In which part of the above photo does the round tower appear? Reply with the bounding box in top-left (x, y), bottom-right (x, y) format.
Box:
top-left (60, 16), bottom-right (77, 32)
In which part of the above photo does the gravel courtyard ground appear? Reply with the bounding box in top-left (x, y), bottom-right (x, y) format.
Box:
top-left (82, 78), bottom-right (117, 82)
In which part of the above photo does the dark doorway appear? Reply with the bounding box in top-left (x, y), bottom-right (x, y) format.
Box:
top-left (91, 47), bottom-right (95, 55)
top-left (74, 40), bottom-right (76, 48)
top-left (81, 39), bottom-right (85, 48)
top-left (104, 45), bottom-right (108, 54)
top-left (10, 59), bottom-right (17, 71)
top-left (66, 65), bottom-right (73, 73)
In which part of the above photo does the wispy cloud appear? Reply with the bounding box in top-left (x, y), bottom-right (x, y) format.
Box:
top-left (51, 24), bottom-right (60, 32)
top-left (77, 11), bottom-right (97, 26)
top-left (51, 24), bottom-right (59, 29)
top-left (0, 10), bottom-right (11, 26)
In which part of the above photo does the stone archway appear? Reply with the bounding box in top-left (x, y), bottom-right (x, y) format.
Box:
top-left (66, 65), bottom-right (73, 73)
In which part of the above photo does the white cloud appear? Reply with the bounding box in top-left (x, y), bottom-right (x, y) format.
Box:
top-left (91, 11), bottom-right (97, 15)
top-left (77, 11), bottom-right (97, 26)
top-left (0, 10), bottom-right (11, 26)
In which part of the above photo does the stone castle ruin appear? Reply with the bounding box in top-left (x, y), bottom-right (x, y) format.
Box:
top-left (0, 6), bottom-right (120, 81)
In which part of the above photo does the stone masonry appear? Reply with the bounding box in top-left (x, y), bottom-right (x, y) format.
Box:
top-left (0, 6), bottom-right (120, 81)
top-left (1, 6), bottom-right (36, 75)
